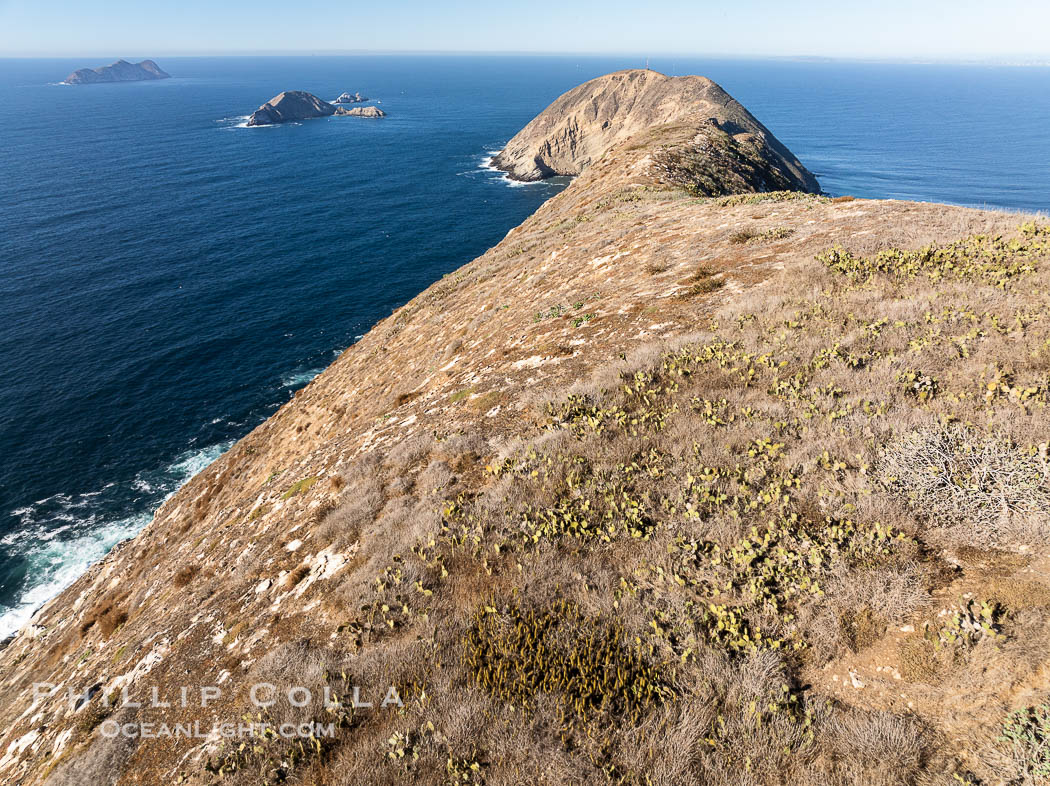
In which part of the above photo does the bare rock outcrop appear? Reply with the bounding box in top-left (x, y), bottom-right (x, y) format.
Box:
top-left (334, 105), bottom-right (386, 118)
top-left (492, 68), bottom-right (819, 195)
top-left (247, 90), bottom-right (336, 126)
top-left (333, 91), bottom-right (367, 104)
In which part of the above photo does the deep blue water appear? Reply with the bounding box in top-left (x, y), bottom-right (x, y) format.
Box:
top-left (1, 55), bottom-right (1048, 637)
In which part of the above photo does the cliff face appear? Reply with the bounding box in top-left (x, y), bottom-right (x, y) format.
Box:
top-left (493, 69), bottom-right (819, 194)
top-left (2, 73), bottom-right (1049, 786)
top-left (65, 60), bottom-right (170, 85)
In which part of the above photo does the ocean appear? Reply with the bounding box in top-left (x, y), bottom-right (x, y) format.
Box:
top-left (1, 55), bottom-right (1048, 638)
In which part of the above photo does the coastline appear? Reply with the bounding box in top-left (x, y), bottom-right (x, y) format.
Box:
top-left (2, 60), bottom-right (1049, 784)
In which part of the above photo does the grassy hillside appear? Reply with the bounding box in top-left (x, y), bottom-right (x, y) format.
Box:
top-left (222, 206), bottom-right (1050, 785)
top-left (1, 106), bottom-right (1048, 786)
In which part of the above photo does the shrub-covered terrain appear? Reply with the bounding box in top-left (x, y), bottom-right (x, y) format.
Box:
top-left (186, 219), bottom-right (1050, 785)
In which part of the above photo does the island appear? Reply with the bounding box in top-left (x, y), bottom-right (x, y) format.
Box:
top-left (339, 105), bottom-right (385, 118)
top-left (64, 59), bottom-right (170, 85)
top-left (6, 70), bottom-right (1049, 786)
top-left (333, 91), bottom-right (367, 104)
top-left (247, 90), bottom-right (386, 126)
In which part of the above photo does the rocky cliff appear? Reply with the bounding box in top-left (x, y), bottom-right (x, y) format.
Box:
top-left (65, 59), bottom-right (170, 85)
top-left (2, 72), bottom-right (1049, 786)
top-left (493, 69), bottom-right (819, 194)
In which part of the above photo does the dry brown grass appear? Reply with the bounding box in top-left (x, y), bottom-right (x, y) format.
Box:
top-left (218, 221), bottom-right (1047, 784)
top-left (880, 423), bottom-right (1050, 545)
top-left (172, 565), bottom-right (198, 588)
top-left (13, 171), bottom-right (1050, 786)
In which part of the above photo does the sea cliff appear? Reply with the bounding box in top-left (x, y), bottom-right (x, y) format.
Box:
top-left (2, 70), bottom-right (1049, 785)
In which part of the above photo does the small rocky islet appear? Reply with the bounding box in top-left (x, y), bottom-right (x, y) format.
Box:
top-left (246, 90), bottom-right (386, 126)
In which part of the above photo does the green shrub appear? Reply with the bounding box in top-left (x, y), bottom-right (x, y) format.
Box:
top-left (464, 600), bottom-right (670, 722)
top-left (1002, 702), bottom-right (1050, 779)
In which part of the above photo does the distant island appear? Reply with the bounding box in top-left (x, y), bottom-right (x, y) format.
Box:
top-left (333, 91), bottom-right (367, 104)
top-left (340, 105), bottom-right (385, 118)
top-left (64, 59), bottom-right (170, 85)
top-left (247, 91), bottom-right (386, 126)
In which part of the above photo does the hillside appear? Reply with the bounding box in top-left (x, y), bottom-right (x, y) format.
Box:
top-left (2, 71), bottom-right (1049, 786)
top-left (493, 69), bottom-right (818, 193)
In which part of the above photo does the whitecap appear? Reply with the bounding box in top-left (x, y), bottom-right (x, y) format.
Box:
top-left (0, 512), bottom-right (147, 640)
top-left (476, 150), bottom-right (549, 188)
top-left (280, 368), bottom-right (323, 390)
top-left (0, 440), bottom-right (232, 640)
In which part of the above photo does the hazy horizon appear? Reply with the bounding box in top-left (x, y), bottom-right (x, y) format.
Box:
top-left (1, 0), bottom-right (1047, 62)
top-left (3, 52), bottom-right (1050, 69)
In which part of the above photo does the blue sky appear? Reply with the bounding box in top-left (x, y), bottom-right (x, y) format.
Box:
top-left (1, 0), bottom-right (1046, 60)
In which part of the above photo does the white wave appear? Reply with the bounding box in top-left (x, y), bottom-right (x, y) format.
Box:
top-left (280, 368), bottom-right (323, 389)
top-left (479, 151), bottom-right (502, 172)
top-left (476, 151), bottom-right (545, 188)
top-left (217, 114), bottom-right (273, 130)
top-left (169, 442), bottom-right (230, 478)
top-left (0, 440), bottom-right (232, 640)
top-left (0, 512), bottom-right (148, 640)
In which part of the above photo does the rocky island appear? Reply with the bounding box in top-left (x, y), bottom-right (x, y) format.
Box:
top-left (340, 105), bottom-right (385, 118)
top-left (64, 59), bottom-right (170, 85)
top-left (3, 70), bottom-right (1049, 785)
top-left (333, 91), bottom-right (367, 104)
top-left (247, 90), bottom-right (386, 126)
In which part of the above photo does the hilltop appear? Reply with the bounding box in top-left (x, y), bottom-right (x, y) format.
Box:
top-left (493, 68), bottom-right (818, 193)
top-left (65, 59), bottom-right (169, 85)
top-left (2, 71), bottom-right (1049, 785)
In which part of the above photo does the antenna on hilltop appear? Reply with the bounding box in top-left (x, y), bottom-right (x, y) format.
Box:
top-left (645, 57), bottom-right (650, 71)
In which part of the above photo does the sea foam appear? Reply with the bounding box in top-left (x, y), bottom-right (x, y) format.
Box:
top-left (280, 368), bottom-right (323, 390)
top-left (0, 441), bottom-right (231, 640)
